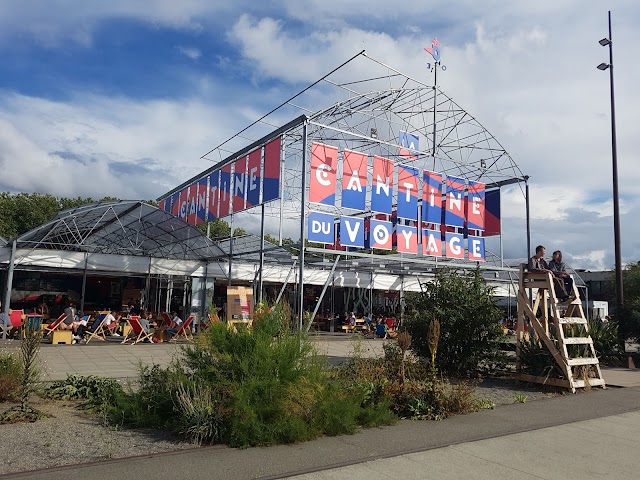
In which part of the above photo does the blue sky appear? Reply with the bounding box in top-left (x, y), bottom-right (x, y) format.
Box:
top-left (0, 0), bottom-right (639, 269)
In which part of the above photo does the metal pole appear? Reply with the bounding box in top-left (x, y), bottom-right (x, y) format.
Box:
top-left (80, 252), bottom-right (88, 312)
top-left (306, 255), bottom-right (341, 332)
top-left (279, 138), bottom-right (286, 246)
top-left (2, 240), bottom-right (17, 340)
top-left (525, 176), bottom-right (531, 259)
top-left (227, 214), bottom-right (234, 287)
top-left (607, 11), bottom-right (624, 316)
top-left (144, 257), bottom-right (152, 311)
top-left (298, 123), bottom-right (309, 330)
top-left (432, 62), bottom-right (438, 168)
top-left (499, 189), bottom-right (504, 267)
top-left (275, 261), bottom-right (297, 305)
top-left (258, 203), bottom-right (265, 304)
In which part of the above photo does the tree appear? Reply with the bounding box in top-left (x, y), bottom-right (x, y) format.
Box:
top-left (404, 267), bottom-right (504, 376)
top-left (0, 193), bottom-right (117, 239)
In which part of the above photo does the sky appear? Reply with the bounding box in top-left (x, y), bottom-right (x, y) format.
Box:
top-left (0, 0), bottom-right (638, 270)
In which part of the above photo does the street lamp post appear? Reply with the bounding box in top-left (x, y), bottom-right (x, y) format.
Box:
top-left (597, 10), bottom-right (624, 317)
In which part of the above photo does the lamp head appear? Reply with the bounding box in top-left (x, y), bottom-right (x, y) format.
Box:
top-left (599, 38), bottom-right (611, 46)
top-left (597, 63), bottom-right (610, 71)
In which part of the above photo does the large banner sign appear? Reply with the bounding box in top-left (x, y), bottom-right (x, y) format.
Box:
top-left (310, 142), bottom-right (338, 205)
top-left (445, 232), bottom-right (465, 259)
top-left (397, 165), bottom-right (419, 220)
top-left (246, 148), bottom-right (261, 208)
top-left (466, 180), bottom-right (485, 231)
top-left (159, 135), bottom-right (283, 221)
top-left (423, 171), bottom-right (442, 224)
top-left (445, 176), bottom-right (465, 227)
top-left (371, 156), bottom-right (394, 214)
top-left (263, 137), bottom-right (281, 203)
top-left (232, 157), bottom-right (247, 214)
top-left (341, 149), bottom-right (367, 210)
top-left (468, 236), bottom-right (486, 262)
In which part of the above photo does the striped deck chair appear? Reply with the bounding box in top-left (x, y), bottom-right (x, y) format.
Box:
top-left (169, 314), bottom-right (195, 342)
top-left (122, 317), bottom-right (153, 345)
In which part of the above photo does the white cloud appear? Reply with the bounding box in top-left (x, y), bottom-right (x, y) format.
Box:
top-left (1, 0), bottom-right (639, 269)
top-left (177, 46), bottom-right (202, 60)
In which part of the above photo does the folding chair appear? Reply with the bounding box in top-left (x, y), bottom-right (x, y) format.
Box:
top-left (44, 313), bottom-right (67, 336)
top-left (84, 312), bottom-right (111, 344)
top-left (1, 310), bottom-right (23, 337)
top-left (122, 317), bottom-right (153, 345)
top-left (160, 312), bottom-right (172, 327)
top-left (170, 315), bottom-right (195, 342)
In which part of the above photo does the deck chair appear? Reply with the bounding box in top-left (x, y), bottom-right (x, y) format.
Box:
top-left (44, 313), bottom-right (67, 337)
top-left (84, 312), bottom-right (112, 344)
top-left (169, 314), bottom-right (195, 342)
top-left (122, 317), bottom-right (153, 345)
top-left (160, 312), bottom-right (172, 327)
top-left (0, 309), bottom-right (23, 337)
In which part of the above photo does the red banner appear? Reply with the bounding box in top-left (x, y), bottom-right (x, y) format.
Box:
top-left (310, 143), bottom-right (338, 205)
top-left (246, 148), bottom-right (262, 207)
top-left (218, 163), bottom-right (232, 218)
top-left (263, 137), bottom-right (281, 203)
top-left (466, 181), bottom-right (485, 231)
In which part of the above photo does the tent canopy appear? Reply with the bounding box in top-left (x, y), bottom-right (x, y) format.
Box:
top-left (16, 200), bottom-right (224, 261)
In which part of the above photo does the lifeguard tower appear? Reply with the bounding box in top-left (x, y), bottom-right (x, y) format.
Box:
top-left (516, 266), bottom-right (606, 393)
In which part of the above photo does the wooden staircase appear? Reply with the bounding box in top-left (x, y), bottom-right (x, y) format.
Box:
top-left (515, 265), bottom-right (606, 393)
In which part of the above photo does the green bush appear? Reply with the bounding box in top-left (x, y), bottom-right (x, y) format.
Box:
top-left (44, 375), bottom-right (123, 411)
top-left (0, 352), bottom-right (22, 401)
top-left (108, 305), bottom-right (395, 446)
top-left (405, 267), bottom-right (505, 376)
top-left (586, 319), bottom-right (624, 365)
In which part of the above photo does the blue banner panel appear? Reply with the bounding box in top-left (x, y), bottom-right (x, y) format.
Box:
top-left (422, 171), bottom-right (443, 224)
top-left (371, 155), bottom-right (394, 214)
top-left (339, 216), bottom-right (365, 248)
top-left (341, 149), bottom-right (367, 210)
top-left (397, 164), bottom-right (419, 220)
top-left (468, 236), bottom-right (486, 261)
top-left (308, 212), bottom-right (335, 244)
top-left (445, 176), bottom-right (466, 227)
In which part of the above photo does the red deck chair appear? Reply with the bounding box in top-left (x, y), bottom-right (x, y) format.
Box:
top-left (160, 312), bottom-right (172, 327)
top-left (170, 315), bottom-right (195, 342)
top-left (44, 313), bottom-right (67, 337)
top-left (122, 317), bottom-right (153, 345)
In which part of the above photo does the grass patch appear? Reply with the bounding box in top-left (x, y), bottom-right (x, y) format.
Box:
top-left (0, 352), bottom-right (22, 401)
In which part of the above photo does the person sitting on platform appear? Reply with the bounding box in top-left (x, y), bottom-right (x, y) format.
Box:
top-left (548, 250), bottom-right (576, 302)
top-left (528, 245), bottom-right (570, 302)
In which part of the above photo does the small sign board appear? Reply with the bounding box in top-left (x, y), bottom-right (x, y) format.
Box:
top-left (226, 286), bottom-right (253, 321)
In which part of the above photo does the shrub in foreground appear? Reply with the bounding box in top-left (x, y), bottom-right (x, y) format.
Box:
top-left (0, 352), bottom-right (22, 401)
top-left (107, 305), bottom-right (396, 446)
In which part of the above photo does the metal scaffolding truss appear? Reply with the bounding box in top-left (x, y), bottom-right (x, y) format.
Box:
top-left (195, 52), bottom-right (526, 274)
top-left (16, 200), bottom-right (224, 260)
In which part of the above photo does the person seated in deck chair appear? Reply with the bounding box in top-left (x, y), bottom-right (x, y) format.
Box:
top-left (528, 245), bottom-right (570, 302)
top-left (165, 311), bottom-right (183, 339)
top-left (139, 312), bottom-right (153, 334)
top-left (60, 302), bottom-right (76, 331)
top-left (548, 250), bottom-right (576, 302)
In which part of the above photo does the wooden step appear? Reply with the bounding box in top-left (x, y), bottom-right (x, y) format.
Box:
top-left (572, 378), bottom-right (606, 388)
top-left (558, 317), bottom-right (587, 325)
top-left (567, 357), bottom-right (599, 366)
top-left (563, 337), bottom-right (593, 345)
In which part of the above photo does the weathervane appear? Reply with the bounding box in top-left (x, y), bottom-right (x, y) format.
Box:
top-left (424, 37), bottom-right (447, 72)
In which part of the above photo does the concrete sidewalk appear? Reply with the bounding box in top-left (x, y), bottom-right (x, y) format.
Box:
top-left (2, 383), bottom-right (638, 480)
top-left (289, 409), bottom-right (640, 479)
top-left (0, 334), bottom-right (385, 381)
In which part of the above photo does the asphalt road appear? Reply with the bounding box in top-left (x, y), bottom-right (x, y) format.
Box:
top-left (2, 386), bottom-right (639, 480)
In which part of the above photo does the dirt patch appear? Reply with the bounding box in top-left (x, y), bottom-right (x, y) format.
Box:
top-left (0, 397), bottom-right (192, 475)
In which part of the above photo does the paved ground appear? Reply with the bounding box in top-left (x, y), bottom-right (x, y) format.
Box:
top-left (1, 384), bottom-right (638, 480)
top-left (0, 333), bottom-right (386, 381)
